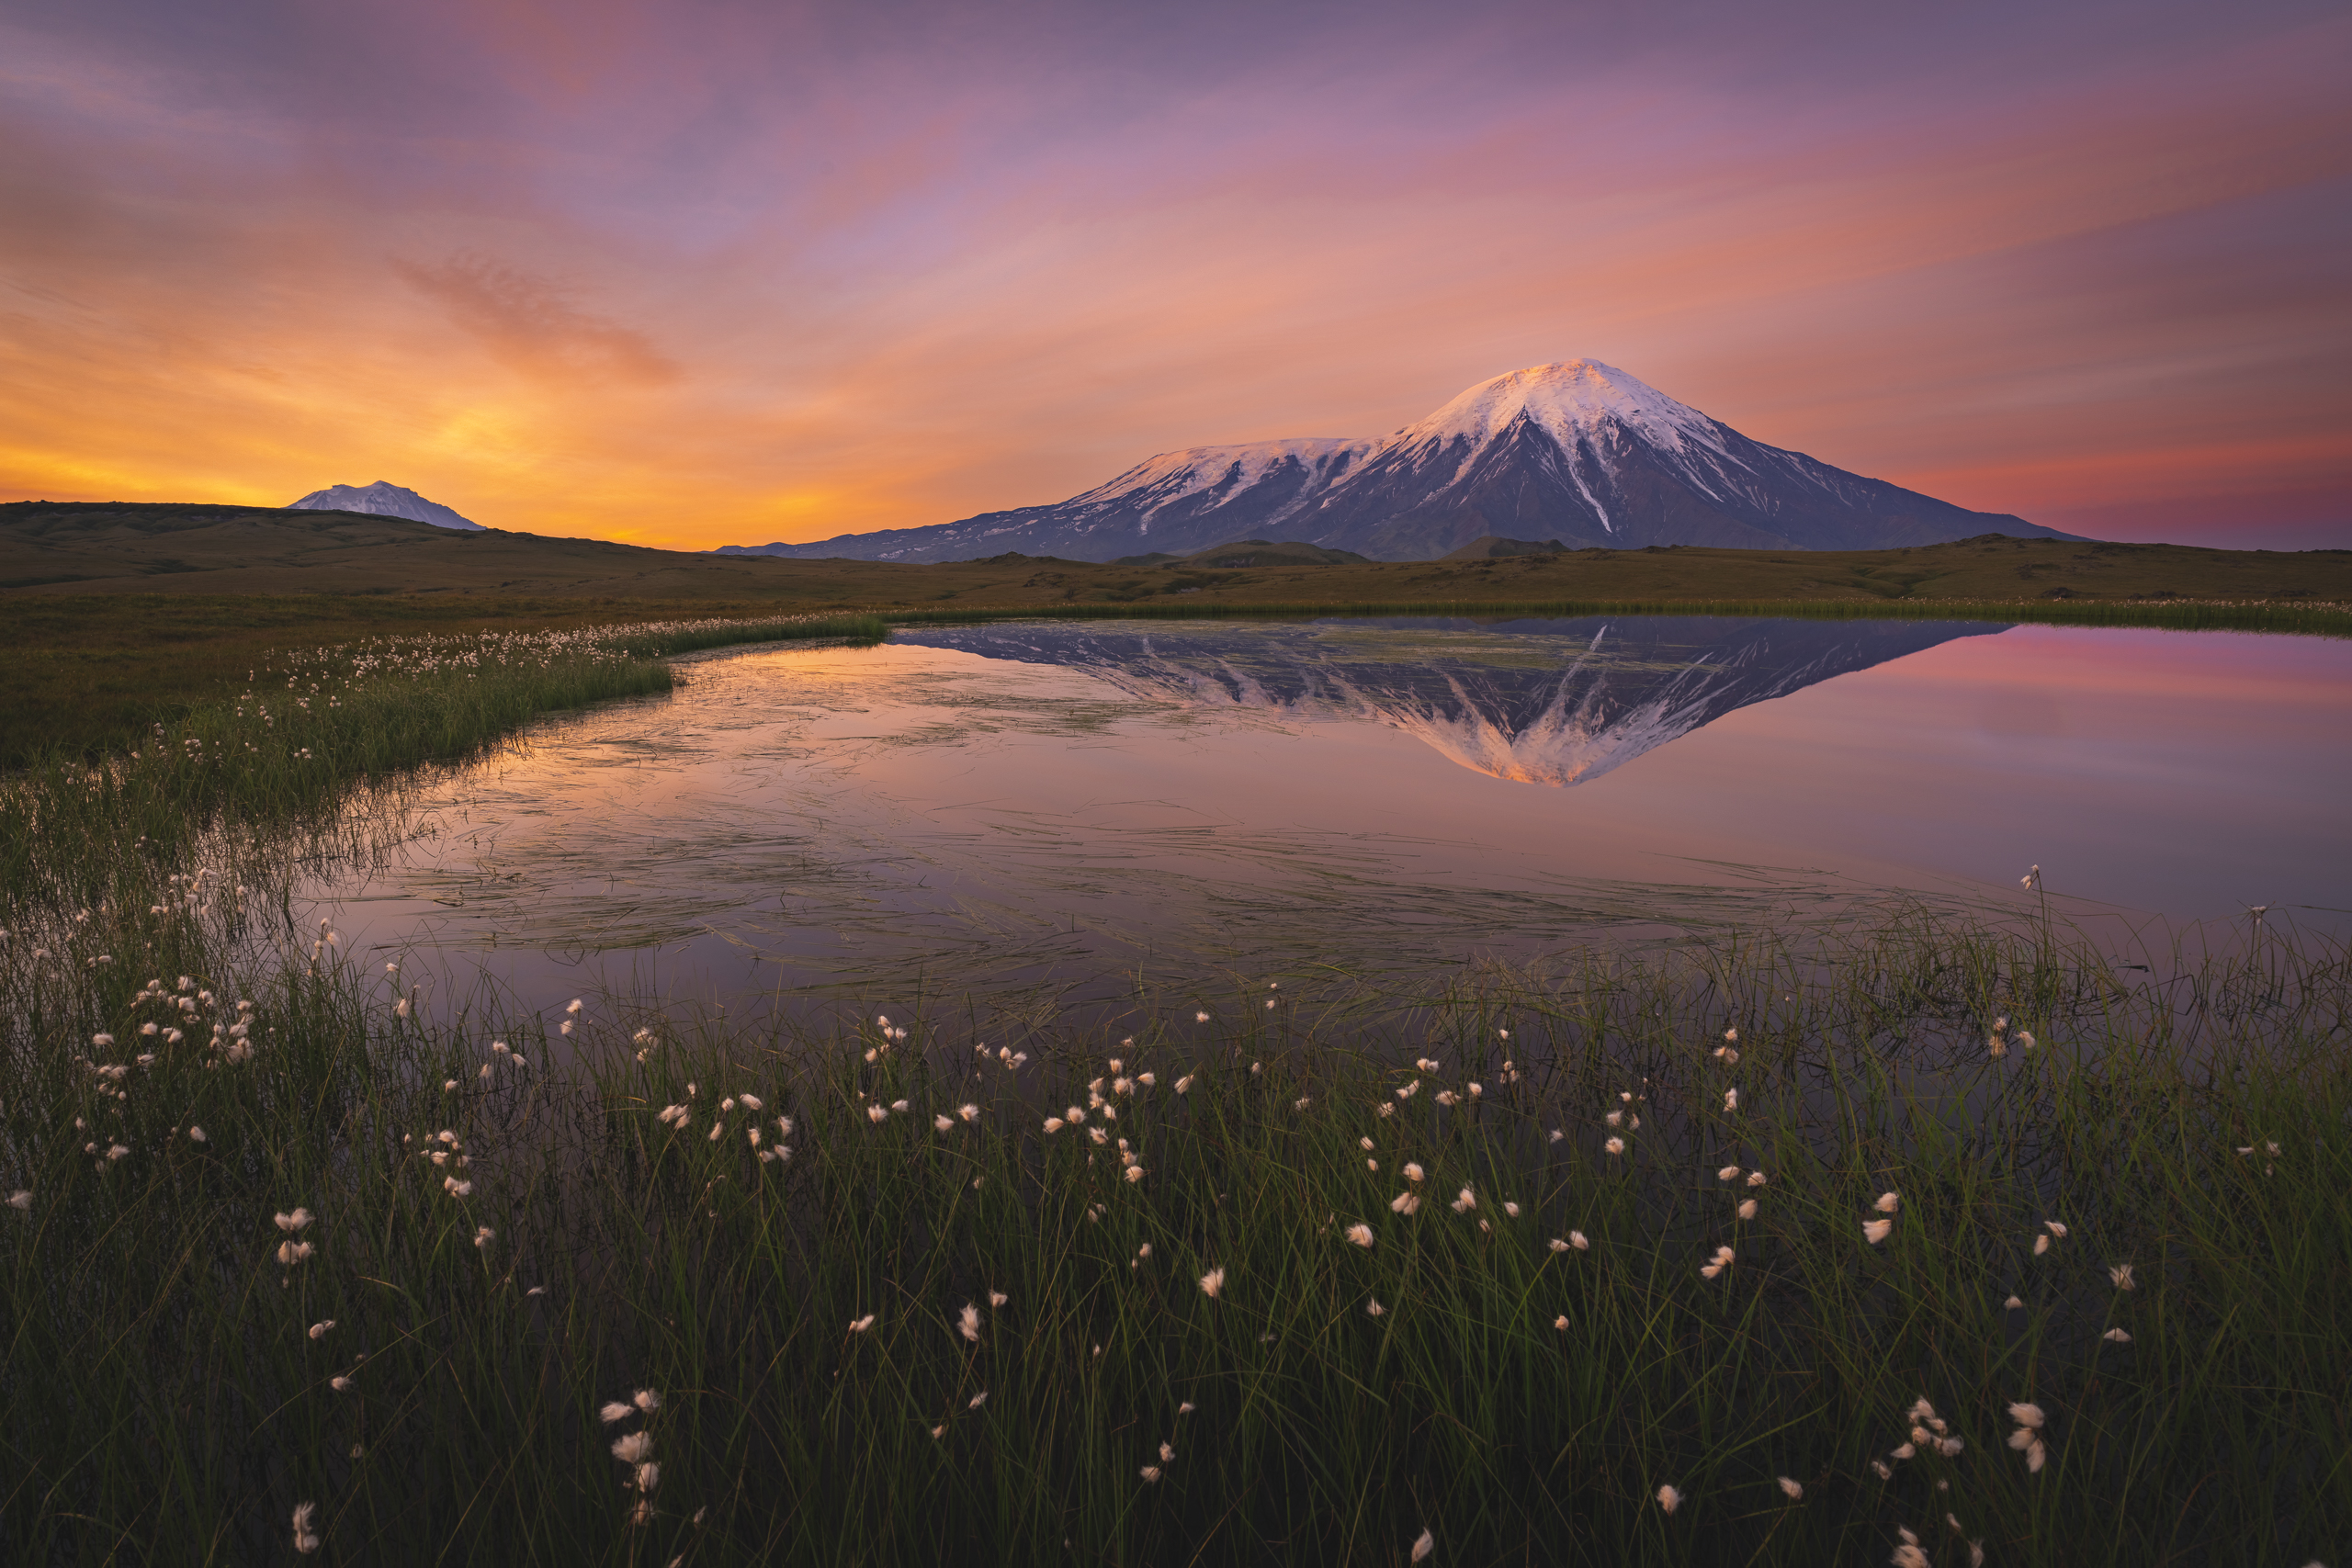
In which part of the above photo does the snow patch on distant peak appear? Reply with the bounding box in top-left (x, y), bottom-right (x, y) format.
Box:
top-left (288, 480), bottom-right (482, 531)
top-left (1069, 437), bottom-right (1368, 514)
top-left (1385, 360), bottom-right (1726, 460)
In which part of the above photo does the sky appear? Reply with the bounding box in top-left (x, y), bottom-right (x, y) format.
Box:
top-left (2, 0), bottom-right (2346, 551)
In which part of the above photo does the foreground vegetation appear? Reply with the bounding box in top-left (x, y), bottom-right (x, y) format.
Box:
top-left (2, 875), bottom-right (2345, 1564)
top-left (0, 612), bottom-right (2346, 1564)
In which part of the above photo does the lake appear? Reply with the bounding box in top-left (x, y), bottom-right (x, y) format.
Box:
top-left (309, 615), bottom-right (2352, 1017)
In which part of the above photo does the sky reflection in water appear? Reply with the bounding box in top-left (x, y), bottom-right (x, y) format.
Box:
top-left (311, 616), bottom-right (2352, 1015)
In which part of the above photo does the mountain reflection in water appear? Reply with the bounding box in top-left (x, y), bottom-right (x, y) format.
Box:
top-left (889, 616), bottom-right (2007, 785)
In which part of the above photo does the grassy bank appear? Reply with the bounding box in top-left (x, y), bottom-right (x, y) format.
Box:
top-left (1, 885), bottom-right (2345, 1565)
top-left (0, 613), bottom-right (886, 897)
top-left (877, 592), bottom-right (2352, 636)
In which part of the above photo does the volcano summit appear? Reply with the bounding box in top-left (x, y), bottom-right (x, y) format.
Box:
top-left (719, 361), bottom-right (2075, 563)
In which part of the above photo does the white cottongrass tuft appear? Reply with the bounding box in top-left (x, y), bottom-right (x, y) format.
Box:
top-left (275, 1208), bottom-right (316, 1232)
top-left (1410, 1528), bottom-right (1435, 1562)
top-left (1194, 1011), bottom-right (1209, 1023)
top-left (1778, 1476), bottom-right (1803, 1499)
top-left (1366, 1298), bottom-right (1386, 1317)
top-left (1717, 1166), bottom-right (1742, 1182)
top-left (2005, 1295), bottom-right (2024, 1309)
top-left (1568, 1230), bottom-right (1589, 1250)
top-left (2103, 1327), bottom-right (2132, 1343)
top-left (600, 1402), bottom-right (634, 1424)
top-left (1723, 1089), bottom-right (1738, 1112)
top-left (958, 1303), bottom-right (981, 1343)
top-left (308, 1320), bottom-right (335, 1339)
top-left (611, 1431), bottom-right (652, 1464)
top-left (1656, 1483), bottom-right (1681, 1514)
top-left (1139, 1465), bottom-right (1161, 1483)
top-left (1390, 1191), bottom-right (1420, 1214)
top-left (633, 1389), bottom-right (660, 1412)
top-left (989, 1290), bottom-right (1008, 1307)
top-left (7, 1190), bottom-right (31, 1211)
top-left (1554, 1314), bottom-right (1568, 1331)
top-left (1344, 1223), bottom-right (1374, 1248)
top-left (2007, 1401), bottom-right (2045, 1428)
top-left (2033, 1234), bottom-right (2051, 1256)
top-left (1699, 1245), bottom-right (1735, 1280)
top-left (292, 1501), bottom-right (320, 1554)
top-left (866, 1105), bottom-right (889, 1124)
top-left (1199, 1267), bottom-right (1226, 1299)
top-left (1604, 1137), bottom-right (1626, 1156)
top-left (1451, 1186), bottom-right (1476, 1213)
top-left (2109, 1262), bottom-right (2135, 1290)
top-left (1402, 1162), bottom-right (1424, 1183)
top-left (1873, 1191), bottom-right (1901, 1214)
top-left (1737, 1199), bottom-right (1758, 1221)
top-left (848, 1314), bottom-right (876, 1333)
top-left (1863, 1218), bottom-right (1894, 1244)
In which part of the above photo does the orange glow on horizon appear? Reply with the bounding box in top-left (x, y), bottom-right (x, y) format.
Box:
top-left (1, 3), bottom-right (2345, 551)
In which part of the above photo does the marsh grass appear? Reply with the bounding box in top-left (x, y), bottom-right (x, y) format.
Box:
top-left (0, 613), bottom-right (887, 906)
top-left (1, 874), bottom-right (2345, 1565)
top-left (1, 618), bottom-right (2346, 1565)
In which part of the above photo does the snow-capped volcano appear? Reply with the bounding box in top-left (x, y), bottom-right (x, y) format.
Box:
top-left (288, 481), bottom-right (483, 531)
top-left (718, 360), bottom-right (2071, 562)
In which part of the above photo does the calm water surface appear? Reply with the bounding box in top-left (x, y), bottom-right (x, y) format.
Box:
top-left (311, 617), bottom-right (2352, 1012)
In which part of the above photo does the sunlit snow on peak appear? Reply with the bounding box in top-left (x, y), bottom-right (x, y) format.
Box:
top-left (1385, 360), bottom-right (1725, 459)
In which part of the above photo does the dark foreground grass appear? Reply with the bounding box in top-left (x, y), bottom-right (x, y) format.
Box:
top-left (1, 889), bottom-right (2346, 1566)
top-left (1, 618), bottom-right (2346, 1565)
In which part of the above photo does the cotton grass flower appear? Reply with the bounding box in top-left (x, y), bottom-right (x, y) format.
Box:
top-left (989, 1290), bottom-right (1009, 1307)
top-left (1656, 1483), bottom-right (1681, 1514)
top-left (2102, 1327), bottom-right (2132, 1343)
top-left (275, 1208), bottom-right (315, 1232)
top-left (1717, 1166), bottom-right (1741, 1181)
top-left (1723, 1089), bottom-right (1738, 1111)
top-left (600, 1402), bottom-right (635, 1423)
top-left (1863, 1218), bottom-right (1894, 1245)
top-left (2109, 1262), bottom-right (2135, 1290)
top-left (1410, 1528), bottom-right (1434, 1562)
top-left (1198, 1267), bottom-right (1226, 1299)
top-left (958, 1303), bottom-right (982, 1342)
top-left (1873, 1191), bottom-right (1901, 1214)
top-left (1736, 1199), bottom-right (1758, 1220)
top-left (1604, 1136), bottom-right (1625, 1156)
top-left (1139, 1466), bottom-right (1161, 1483)
top-left (292, 1501), bottom-right (320, 1554)
top-left (612, 1431), bottom-right (653, 1464)
top-left (848, 1314), bottom-right (876, 1333)
top-left (1700, 1245), bottom-right (1735, 1280)
top-left (308, 1320), bottom-right (335, 1339)
top-left (1390, 1192), bottom-right (1421, 1214)
top-left (1344, 1223), bottom-right (1374, 1247)
top-left (1366, 1298), bottom-right (1386, 1317)
top-left (1777, 1476), bottom-right (1804, 1499)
